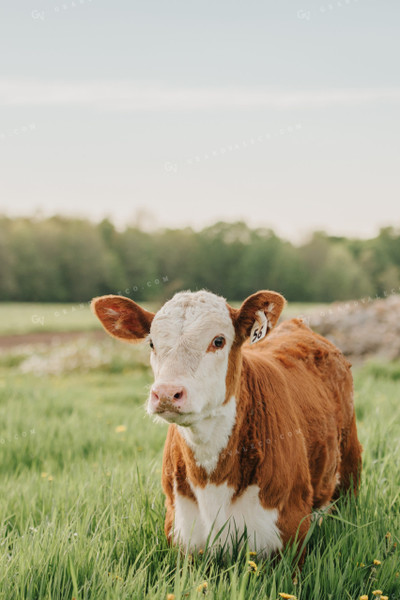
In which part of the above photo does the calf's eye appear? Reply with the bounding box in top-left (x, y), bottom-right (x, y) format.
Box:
top-left (212, 335), bottom-right (226, 349)
top-left (149, 339), bottom-right (154, 349)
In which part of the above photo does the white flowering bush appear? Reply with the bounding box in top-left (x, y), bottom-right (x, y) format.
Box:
top-left (0, 336), bottom-right (150, 376)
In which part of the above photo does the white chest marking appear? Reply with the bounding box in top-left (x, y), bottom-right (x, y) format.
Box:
top-left (177, 396), bottom-right (236, 474)
top-left (173, 482), bottom-right (282, 556)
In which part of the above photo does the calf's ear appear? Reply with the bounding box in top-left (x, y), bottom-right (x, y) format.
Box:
top-left (91, 295), bottom-right (155, 343)
top-left (233, 290), bottom-right (286, 344)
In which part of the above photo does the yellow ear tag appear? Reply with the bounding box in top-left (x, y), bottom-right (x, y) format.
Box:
top-left (250, 310), bottom-right (268, 345)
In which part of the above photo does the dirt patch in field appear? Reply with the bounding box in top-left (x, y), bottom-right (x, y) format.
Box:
top-left (0, 330), bottom-right (106, 349)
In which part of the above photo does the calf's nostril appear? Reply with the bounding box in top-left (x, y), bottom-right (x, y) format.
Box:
top-left (152, 385), bottom-right (186, 405)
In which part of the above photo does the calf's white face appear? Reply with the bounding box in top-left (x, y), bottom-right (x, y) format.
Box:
top-left (91, 288), bottom-right (285, 427)
top-left (147, 291), bottom-right (235, 425)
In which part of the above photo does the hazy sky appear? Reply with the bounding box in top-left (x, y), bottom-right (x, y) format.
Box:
top-left (1, 0), bottom-right (399, 240)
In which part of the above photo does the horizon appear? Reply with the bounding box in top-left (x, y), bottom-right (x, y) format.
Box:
top-left (1, 209), bottom-right (398, 245)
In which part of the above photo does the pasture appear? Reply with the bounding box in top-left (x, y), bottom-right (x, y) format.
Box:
top-left (0, 305), bottom-right (399, 599)
top-left (0, 302), bottom-right (326, 336)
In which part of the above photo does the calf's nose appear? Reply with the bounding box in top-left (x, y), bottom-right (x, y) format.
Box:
top-left (150, 384), bottom-right (187, 408)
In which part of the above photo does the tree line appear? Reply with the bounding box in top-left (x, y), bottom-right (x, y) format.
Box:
top-left (0, 215), bottom-right (399, 303)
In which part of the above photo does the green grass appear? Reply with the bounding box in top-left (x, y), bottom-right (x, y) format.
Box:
top-left (0, 302), bottom-right (327, 336)
top-left (281, 302), bottom-right (329, 321)
top-left (0, 353), bottom-right (399, 599)
top-left (0, 303), bottom-right (99, 335)
top-left (0, 302), bottom-right (159, 335)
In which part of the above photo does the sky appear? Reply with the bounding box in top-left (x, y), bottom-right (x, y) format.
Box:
top-left (0, 0), bottom-right (399, 241)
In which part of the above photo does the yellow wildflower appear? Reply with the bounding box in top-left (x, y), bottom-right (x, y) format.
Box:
top-left (249, 551), bottom-right (257, 556)
top-left (115, 425), bottom-right (127, 433)
top-left (385, 532), bottom-right (391, 539)
top-left (373, 559), bottom-right (382, 565)
top-left (359, 562), bottom-right (365, 567)
top-left (197, 581), bottom-right (208, 594)
top-left (381, 596), bottom-right (388, 600)
top-left (372, 592), bottom-right (383, 596)
top-left (279, 594), bottom-right (297, 599)
top-left (248, 560), bottom-right (257, 572)
top-left (360, 596), bottom-right (368, 600)
top-left (167, 595), bottom-right (175, 600)
top-left (47, 475), bottom-right (53, 481)
top-left (41, 472), bottom-right (48, 478)
top-left (107, 572), bottom-right (123, 581)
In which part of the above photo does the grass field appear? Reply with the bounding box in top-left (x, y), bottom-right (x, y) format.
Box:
top-left (0, 302), bottom-right (327, 335)
top-left (0, 334), bottom-right (399, 600)
top-left (0, 303), bottom-right (100, 335)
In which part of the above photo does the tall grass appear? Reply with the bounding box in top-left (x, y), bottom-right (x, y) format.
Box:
top-left (0, 358), bottom-right (399, 599)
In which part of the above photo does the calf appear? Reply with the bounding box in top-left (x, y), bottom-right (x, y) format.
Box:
top-left (92, 289), bottom-right (362, 558)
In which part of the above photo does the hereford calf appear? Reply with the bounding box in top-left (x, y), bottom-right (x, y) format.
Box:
top-left (92, 290), bottom-right (362, 558)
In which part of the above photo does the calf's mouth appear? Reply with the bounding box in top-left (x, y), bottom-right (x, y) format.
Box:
top-left (154, 399), bottom-right (182, 414)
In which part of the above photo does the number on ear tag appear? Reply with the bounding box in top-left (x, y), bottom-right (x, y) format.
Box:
top-left (250, 310), bottom-right (268, 345)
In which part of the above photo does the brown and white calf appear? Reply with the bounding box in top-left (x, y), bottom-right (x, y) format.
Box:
top-left (92, 289), bottom-right (362, 558)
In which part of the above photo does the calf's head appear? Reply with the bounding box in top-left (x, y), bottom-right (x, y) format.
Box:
top-left (92, 290), bottom-right (285, 426)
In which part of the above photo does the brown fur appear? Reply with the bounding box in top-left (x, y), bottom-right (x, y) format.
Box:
top-left (162, 316), bottom-right (362, 553)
